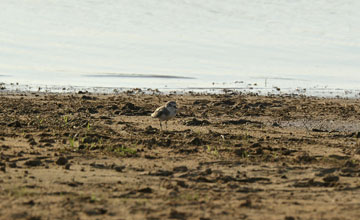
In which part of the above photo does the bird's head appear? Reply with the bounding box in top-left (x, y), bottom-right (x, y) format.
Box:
top-left (165, 101), bottom-right (177, 109)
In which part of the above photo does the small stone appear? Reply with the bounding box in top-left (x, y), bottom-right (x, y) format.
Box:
top-left (176, 180), bottom-right (188, 188)
top-left (65, 164), bottom-right (71, 170)
top-left (323, 175), bottom-right (339, 183)
top-left (114, 166), bottom-right (126, 172)
top-left (9, 162), bottom-right (17, 168)
top-left (169, 210), bottom-right (186, 219)
top-left (189, 137), bottom-right (203, 146)
top-left (173, 166), bottom-right (188, 173)
top-left (138, 187), bottom-right (153, 193)
top-left (24, 159), bottom-right (42, 167)
top-left (56, 157), bottom-right (68, 166)
top-left (8, 121), bottom-right (22, 128)
top-left (354, 132), bottom-right (360, 138)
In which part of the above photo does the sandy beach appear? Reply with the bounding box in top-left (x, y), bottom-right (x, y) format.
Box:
top-left (1, 91), bottom-right (360, 220)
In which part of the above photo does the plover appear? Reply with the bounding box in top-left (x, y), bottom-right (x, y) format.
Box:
top-left (151, 101), bottom-right (177, 130)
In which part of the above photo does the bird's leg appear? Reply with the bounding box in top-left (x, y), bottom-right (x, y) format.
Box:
top-left (159, 121), bottom-right (162, 131)
top-left (165, 121), bottom-right (168, 130)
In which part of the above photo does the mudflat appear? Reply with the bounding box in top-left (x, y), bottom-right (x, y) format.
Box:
top-left (1, 92), bottom-right (360, 220)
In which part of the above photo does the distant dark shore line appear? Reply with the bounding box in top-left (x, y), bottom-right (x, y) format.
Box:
top-left (84, 73), bottom-right (196, 79)
top-left (0, 81), bottom-right (359, 98)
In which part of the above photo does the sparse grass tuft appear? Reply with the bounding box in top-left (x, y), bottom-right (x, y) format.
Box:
top-left (206, 145), bottom-right (219, 157)
top-left (6, 186), bottom-right (38, 198)
top-left (63, 115), bottom-right (69, 125)
top-left (68, 136), bottom-right (79, 150)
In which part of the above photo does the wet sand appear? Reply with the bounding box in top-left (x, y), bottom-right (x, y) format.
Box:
top-left (1, 92), bottom-right (360, 219)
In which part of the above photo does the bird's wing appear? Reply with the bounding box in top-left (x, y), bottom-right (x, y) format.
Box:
top-left (151, 106), bottom-right (169, 118)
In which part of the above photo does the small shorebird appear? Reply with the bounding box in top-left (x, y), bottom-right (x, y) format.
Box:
top-left (151, 101), bottom-right (177, 130)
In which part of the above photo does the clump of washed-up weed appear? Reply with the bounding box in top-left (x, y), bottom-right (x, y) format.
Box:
top-left (30, 115), bottom-right (45, 128)
top-left (66, 133), bottom-right (101, 152)
top-left (179, 192), bottom-right (201, 202)
top-left (5, 186), bottom-right (38, 198)
top-left (107, 145), bottom-right (137, 157)
top-left (206, 145), bottom-right (219, 157)
top-left (63, 115), bottom-right (69, 125)
top-left (234, 148), bottom-right (249, 159)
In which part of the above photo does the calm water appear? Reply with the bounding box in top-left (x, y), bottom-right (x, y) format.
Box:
top-left (1, 0), bottom-right (360, 95)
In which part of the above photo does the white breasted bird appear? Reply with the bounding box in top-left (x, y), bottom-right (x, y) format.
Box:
top-left (151, 101), bottom-right (177, 130)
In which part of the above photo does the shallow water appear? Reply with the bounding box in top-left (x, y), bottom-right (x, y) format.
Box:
top-left (1, 0), bottom-right (360, 94)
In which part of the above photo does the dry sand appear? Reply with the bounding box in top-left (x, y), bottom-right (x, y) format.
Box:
top-left (1, 92), bottom-right (360, 220)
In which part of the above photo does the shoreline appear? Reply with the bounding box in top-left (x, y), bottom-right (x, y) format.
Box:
top-left (1, 81), bottom-right (360, 98)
